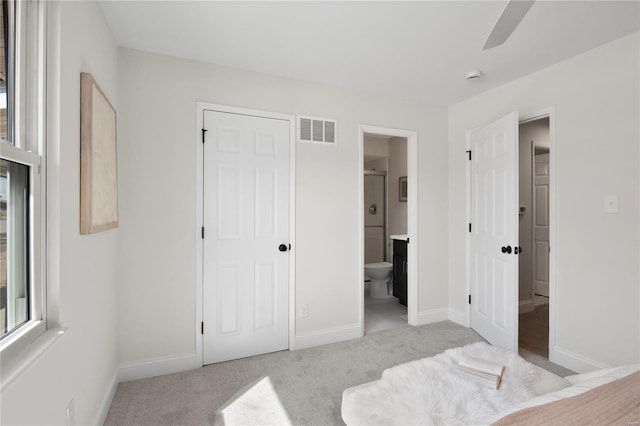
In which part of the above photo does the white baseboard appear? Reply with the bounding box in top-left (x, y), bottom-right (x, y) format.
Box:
top-left (519, 299), bottom-right (535, 314)
top-left (118, 323), bottom-right (361, 381)
top-left (118, 353), bottom-right (199, 383)
top-left (448, 308), bottom-right (468, 326)
top-left (93, 371), bottom-right (118, 425)
top-left (549, 345), bottom-right (611, 374)
top-left (416, 308), bottom-right (449, 325)
top-left (294, 323), bottom-right (361, 350)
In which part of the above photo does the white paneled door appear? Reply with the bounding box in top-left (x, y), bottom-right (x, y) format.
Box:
top-left (469, 112), bottom-right (519, 352)
top-left (203, 109), bottom-right (290, 364)
top-left (534, 153), bottom-right (550, 297)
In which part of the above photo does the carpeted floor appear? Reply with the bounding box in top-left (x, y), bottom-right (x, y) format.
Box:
top-left (105, 321), bottom-right (573, 425)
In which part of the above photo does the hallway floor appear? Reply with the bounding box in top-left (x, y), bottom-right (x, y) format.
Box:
top-left (519, 303), bottom-right (549, 358)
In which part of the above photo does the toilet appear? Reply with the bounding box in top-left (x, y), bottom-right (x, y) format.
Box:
top-left (364, 262), bottom-right (393, 299)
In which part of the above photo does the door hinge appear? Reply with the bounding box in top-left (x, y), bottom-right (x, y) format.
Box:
top-left (468, 223), bottom-right (472, 233)
top-left (202, 128), bottom-right (208, 144)
top-left (466, 150), bottom-right (472, 161)
top-left (201, 227), bottom-right (205, 239)
top-left (201, 322), bottom-right (204, 335)
top-left (468, 294), bottom-right (471, 305)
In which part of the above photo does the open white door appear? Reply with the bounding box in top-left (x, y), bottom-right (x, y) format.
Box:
top-left (534, 153), bottom-right (550, 297)
top-left (469, 112), bottom-right (519, 352)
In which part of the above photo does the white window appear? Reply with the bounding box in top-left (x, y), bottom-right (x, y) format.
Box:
top-left (0, 0), bottom-right (46, 367)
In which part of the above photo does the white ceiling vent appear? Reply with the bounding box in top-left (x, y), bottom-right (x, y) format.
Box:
top-left (298, 115), bottom-right (337, 145)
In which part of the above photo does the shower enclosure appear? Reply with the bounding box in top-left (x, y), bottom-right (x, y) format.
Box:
top-left (364, 171), bottom-right (386, 263)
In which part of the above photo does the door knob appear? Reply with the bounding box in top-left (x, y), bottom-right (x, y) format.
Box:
top-left (278, 244), bottom-right (288, 252)
top-left (514, 246), bottom-right (523, 255)
top-left (501, 245), bottom-right (512, 254)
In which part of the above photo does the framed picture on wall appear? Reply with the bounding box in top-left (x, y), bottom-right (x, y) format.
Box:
top-left (399, 176), bottom-right (407, 202)
top-left (80, 72), bottom-right (119, 234)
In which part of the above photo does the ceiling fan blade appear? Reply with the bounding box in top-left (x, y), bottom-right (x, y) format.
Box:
top-left (483, 0), bottom-right (535, 50)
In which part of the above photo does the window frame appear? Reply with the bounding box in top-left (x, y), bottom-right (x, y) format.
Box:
top-left (0, 0), bottom-right (46, 370)
top-left (0, 142), bottom-right (43, 360)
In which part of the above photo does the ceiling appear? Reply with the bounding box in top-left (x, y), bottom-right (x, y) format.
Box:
top-left (100, 1), bottom-right (640, 106)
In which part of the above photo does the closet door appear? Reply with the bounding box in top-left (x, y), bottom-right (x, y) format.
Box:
top-left (202, 109), bottom-right (290, 364)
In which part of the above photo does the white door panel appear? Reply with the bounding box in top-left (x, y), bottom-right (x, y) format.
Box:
top-left (203, 110), bottom-right (289, 364)
top-left (470, 112), bottom-right (519, 352)
top-left (534, 153), bottom-right (550, 296)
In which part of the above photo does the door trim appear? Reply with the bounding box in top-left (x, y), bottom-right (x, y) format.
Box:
top-left (195, 103), bottom-right (296, 366)
top-left (358, 125), bottom-right (419, 333)
top-left (464, 107), bottom-right (556, 357)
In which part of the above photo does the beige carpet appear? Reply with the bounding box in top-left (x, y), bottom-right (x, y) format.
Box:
top-left (105, 321), bottom-right (573, 425)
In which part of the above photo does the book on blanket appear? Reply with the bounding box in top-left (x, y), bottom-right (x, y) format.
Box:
top-left (453, 355), bottom-right (506, 389)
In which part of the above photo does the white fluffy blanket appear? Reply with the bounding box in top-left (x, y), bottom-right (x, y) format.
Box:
top-left (342, 342), bottom-right (537, 425)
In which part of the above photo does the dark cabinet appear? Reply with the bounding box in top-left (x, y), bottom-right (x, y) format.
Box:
top-left (393, 239), bottom-right (408, 306)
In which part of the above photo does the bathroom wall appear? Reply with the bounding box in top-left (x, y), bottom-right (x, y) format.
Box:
top-left (364, 158), bottom-right (388, 171)
top-left (363, 134), bottom-right (390, 160)
top-left (388, 137), bottom-right (408, 258)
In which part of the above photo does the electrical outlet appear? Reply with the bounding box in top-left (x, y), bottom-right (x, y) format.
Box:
top-left (300, 304), bottom-right (309, 318)
top-left (66, 399), bottom-right (75, 426)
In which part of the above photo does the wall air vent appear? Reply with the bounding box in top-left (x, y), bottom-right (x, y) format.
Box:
top-left (297, 115), bottom-right (337, 145)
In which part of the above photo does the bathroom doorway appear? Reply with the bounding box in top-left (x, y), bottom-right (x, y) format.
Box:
top-left (362, 133), bottom-right (408, 334)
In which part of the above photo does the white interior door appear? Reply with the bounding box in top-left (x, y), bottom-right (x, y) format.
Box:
top-left (534, 153), bottom-right (550, 297)
top-left (469, 112), bottom-right (519, 352)
top-left (203, 109), bottom-right (290, 364)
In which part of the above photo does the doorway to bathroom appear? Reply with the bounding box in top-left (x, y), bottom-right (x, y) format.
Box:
top-left (361, 131), bottom-right (410, 334)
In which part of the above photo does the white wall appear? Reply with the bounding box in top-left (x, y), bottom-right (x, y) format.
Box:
top-left (1, 2), bottom-right (119, 424)
top-left (117, 48), bottom-right (449, 363)
top-left (448, 33), bottom-right (639, 371)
